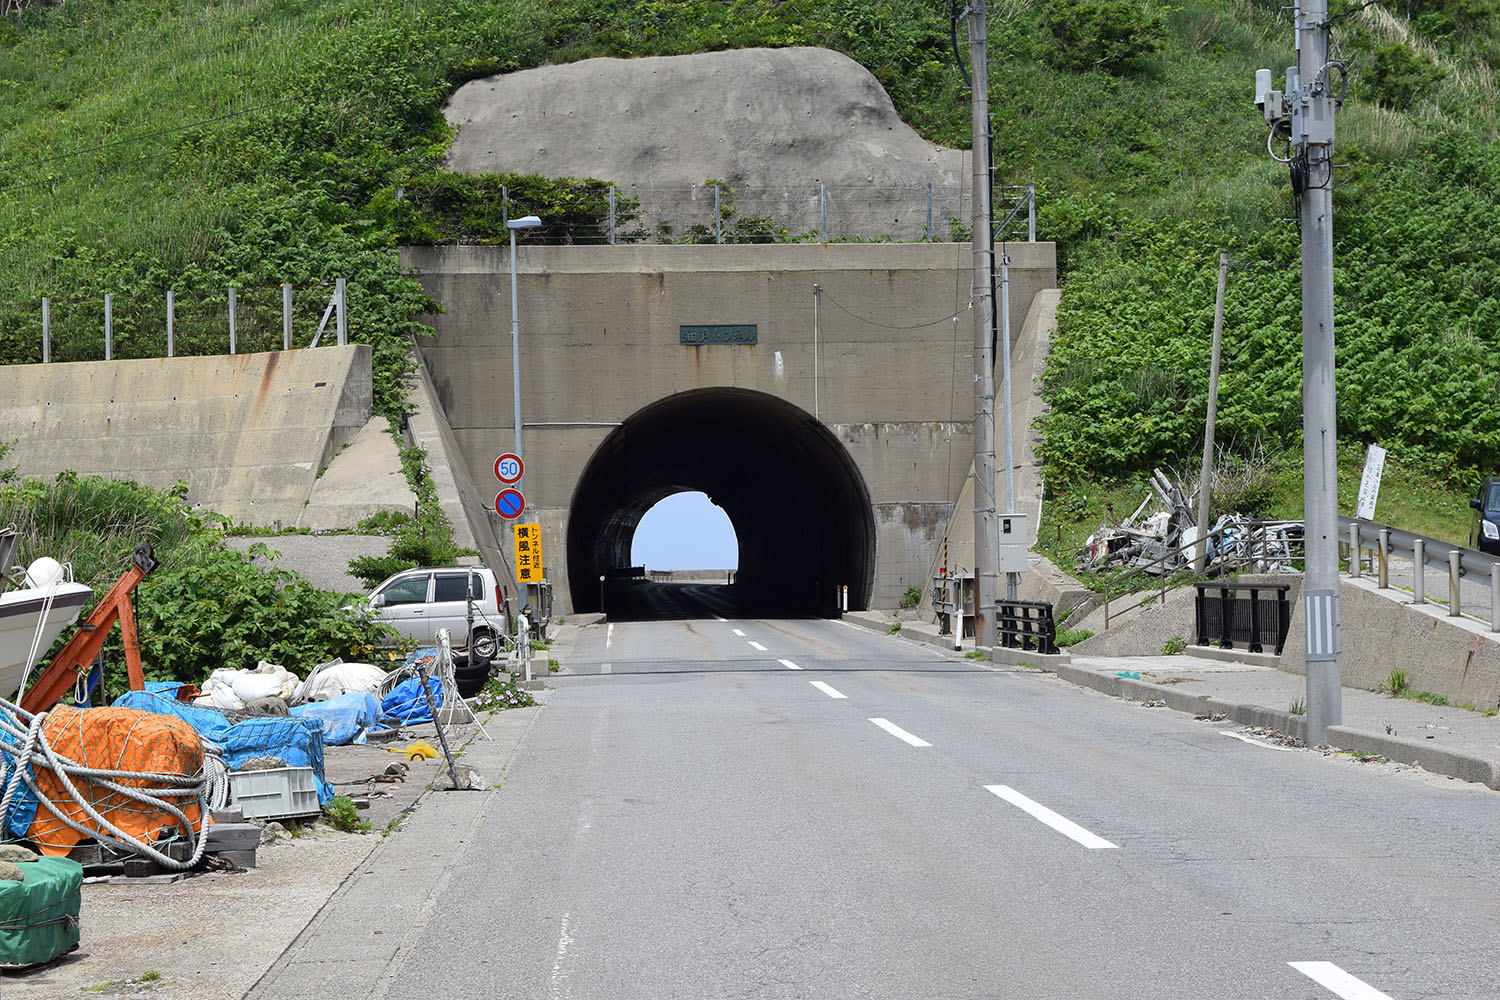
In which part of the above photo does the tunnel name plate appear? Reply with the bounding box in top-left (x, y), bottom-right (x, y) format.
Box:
top-left (679, 324), bottom-right (757, 345)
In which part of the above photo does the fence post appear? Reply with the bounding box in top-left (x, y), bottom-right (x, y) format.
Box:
top-left (713, 184), bottom-right (722, 244)
top-left (104, 293), bottom-right (113, 361)
top-left (1492, 562), bottom-right (1500, 633)
top-left (1377, 527), bottom-right (1389, 588)
top-left (282, 283), bottom-right (293, 351)
top-left (820, 183), bottom-right (828, 241)
top-left (1348, 522), bottom-right (1361, 577)
top-left (41, 297), bottom-right (50, 363)
top-left (502, 185), bottom-right (508, 227)
top-left (926, 182), bottom-right (933, 242)
top-left (608, 186), bottom-right (617, 245)
top-left (1449, 549), bottom-right (1462, 617)
top-left (1412, 538), bottom-right (1425, 604)
top-left (228, 286), bottom-right (237, 355)
top-left (335, 278), bottom-right (347, 346)
top-left (1027, 182), bottom-right (1036, 242)
top-left (166, 290), bottom-right (175, 358)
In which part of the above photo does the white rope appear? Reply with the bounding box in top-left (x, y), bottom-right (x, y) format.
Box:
top-left (0, 697), bottom-right (226, 870)
top-left (14, 572), bottom-right (61, 699)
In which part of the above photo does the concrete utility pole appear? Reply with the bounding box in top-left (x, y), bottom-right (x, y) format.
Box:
top-left (1194, 252), bottom-right (1229, 574)
top-left (1257, 1), bottom-right (1343, 743)
top-left (968, 0), bottom-right (999, 648)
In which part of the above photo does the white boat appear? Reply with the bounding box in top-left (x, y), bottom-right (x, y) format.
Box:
top-left (0, 532), bottom-right (93, 703)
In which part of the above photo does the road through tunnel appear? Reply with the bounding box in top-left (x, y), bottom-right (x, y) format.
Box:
top-left (567, 388), bottom-right (875, 616)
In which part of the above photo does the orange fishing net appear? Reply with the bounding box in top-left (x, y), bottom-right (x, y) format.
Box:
top-left (24, 707), bottom-right (204, 857)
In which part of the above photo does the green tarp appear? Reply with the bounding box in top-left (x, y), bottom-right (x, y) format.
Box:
top-left (0, 857), bottom-right (82, 966)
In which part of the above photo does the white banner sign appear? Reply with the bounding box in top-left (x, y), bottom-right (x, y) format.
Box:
top-left (1356, 444), bottom-right (1386, 521)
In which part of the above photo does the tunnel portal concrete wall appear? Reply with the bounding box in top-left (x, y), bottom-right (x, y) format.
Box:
top-left (402, 242), bottom-right (1057, 614)
top-left (0, 346), bottom-right (373, 528)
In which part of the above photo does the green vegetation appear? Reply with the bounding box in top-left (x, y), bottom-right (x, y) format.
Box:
top-left (1379, 667), bottom-right (1450, 705)
top-left (1161, 635), bottom-right (1187, 655)
top-left (1289, 698), bottom-right (1306, 716)
top-left (3, 0), bottom-right (1500, 571)
top-left (548, 657), bottom-right (560, 673)
top-left (887, 621), bottom-right (902, 635)
top-left (0, 473), bottom-right (389, 697)
top-left (473, 674), bottom-right (536, 712)
top-left (322, 794), bottom-right (371, 834)
top-left (899, 585), bottom-right (923, 610)
top-left (1054, 626), bottom-right (1094, 647)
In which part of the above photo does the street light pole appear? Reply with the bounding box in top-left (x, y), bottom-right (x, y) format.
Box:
top-left (508, 215), bottom-right (542, 477)
top-left (507, 214), bottom-right (542, 618)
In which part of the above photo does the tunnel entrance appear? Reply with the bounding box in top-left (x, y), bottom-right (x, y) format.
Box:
top-left (567, 388), bottom-right (875, 617)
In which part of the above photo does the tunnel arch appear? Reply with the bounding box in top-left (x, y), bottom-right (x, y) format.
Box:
top-left (567, 388), bottom-right (875, 614)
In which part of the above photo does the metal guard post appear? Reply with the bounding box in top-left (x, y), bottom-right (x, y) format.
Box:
top-left (998, 599), bottom-right (1058, 655)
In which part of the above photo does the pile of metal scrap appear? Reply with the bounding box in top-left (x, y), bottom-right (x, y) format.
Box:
top-left (1078, 470), bottom-right (1197, 575)
top-left (1077, 469), bottom-right (1306, 575)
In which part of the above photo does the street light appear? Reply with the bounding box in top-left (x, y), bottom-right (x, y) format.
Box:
top-left (508, 214), bottom-right (541, 617)
top-left (507, 215), bottom-right (542, 475)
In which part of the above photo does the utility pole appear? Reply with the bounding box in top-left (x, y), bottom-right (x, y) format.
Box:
top-left (1194, 252), bottom-right (1229, 574)
top-left (1256, 1), bottom-right (1344, 743)
top-left (968, 0), bottom-right (999, 648)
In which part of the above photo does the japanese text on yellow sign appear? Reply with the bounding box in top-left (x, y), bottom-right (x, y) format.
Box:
top-left (512, 523), bottom-right (545, 583)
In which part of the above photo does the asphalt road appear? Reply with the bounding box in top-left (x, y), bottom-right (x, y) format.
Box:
top-left (328, 589), bottom-right (1500, 999)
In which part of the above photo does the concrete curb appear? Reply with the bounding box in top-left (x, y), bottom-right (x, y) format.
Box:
top-left (840, 612), bottom-right (961, 652)
top-left (1053, 664), bottom-right (1500, 790)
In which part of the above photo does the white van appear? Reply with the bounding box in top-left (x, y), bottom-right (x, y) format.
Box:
top-left (367, 566), bottom-right (504, 663)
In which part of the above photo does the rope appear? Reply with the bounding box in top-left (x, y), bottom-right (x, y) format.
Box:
top-left (14, 574), bottom-right (60, 699)
top-left (0, 697), bottom-right (226, 871)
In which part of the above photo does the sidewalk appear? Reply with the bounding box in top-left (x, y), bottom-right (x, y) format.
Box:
top-left (844, 610), bottom-right (1500, 790)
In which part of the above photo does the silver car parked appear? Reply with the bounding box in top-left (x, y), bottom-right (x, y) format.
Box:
top-left (368, 566), bottom-right (503, 663)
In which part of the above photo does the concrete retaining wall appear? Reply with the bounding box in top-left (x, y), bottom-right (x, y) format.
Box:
top-left (0, 346), bottom-right (373, 528)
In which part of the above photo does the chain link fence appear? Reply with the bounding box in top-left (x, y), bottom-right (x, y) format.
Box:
top-left (0, 282), bottom-right (347, 365)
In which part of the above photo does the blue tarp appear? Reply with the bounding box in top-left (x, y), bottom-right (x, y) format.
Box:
top-left (380, 675), bottom-right (443, 726)
top-left (112, 691), bottom-right (335, 804)
top-left (289, 692), bottom-right (380, 746)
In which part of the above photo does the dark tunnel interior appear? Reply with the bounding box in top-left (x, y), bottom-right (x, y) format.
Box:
top-left (567, 388), bottom-right (875, 617)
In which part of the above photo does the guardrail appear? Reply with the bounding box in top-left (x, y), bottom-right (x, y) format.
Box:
top-left (1341, 516), bottom-right (1500, 631)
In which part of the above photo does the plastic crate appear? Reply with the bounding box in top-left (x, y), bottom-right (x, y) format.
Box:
top-left (228, 766), bottom-right (321, 821)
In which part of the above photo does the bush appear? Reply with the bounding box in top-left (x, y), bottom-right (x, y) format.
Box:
top-left (1363, 43), bottom-right (1445, 111)
top-left (899, 585), bottom-right (923, 609)
top-left (1041, 0), bottom-right (1162, 76)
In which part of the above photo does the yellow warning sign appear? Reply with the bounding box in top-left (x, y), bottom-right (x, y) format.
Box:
top-left (512, 523), bottom-right (544, 583)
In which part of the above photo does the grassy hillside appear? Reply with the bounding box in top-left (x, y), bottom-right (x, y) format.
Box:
top-left (3, 0), bottom-right (1499, 546)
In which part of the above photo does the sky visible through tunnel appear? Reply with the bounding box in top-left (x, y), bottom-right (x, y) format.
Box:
top-left (631, 491), bottom-right (738, 570)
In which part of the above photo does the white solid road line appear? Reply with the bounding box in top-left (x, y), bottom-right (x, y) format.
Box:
top-left (600, 662), bottom-right (612, 674)
top-left (869, 718), bottom-right (931, 747)
top-left (748, 641), bottom-right (767, 651)
top-left (1289, 962), bottom-right (1396, 1000)
top-left (732, 628), bottom-right (746, 636)
top-left (984, 785), bottom-right (1118, 850)
top-left (809, 681), bottom-right (847, 699)
top-left (606, 623), bottom-right (614, 650)
top-left (778, 659), bottom-right (802, 670)
top-left (549, 911), bottom-right (575, 1000)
